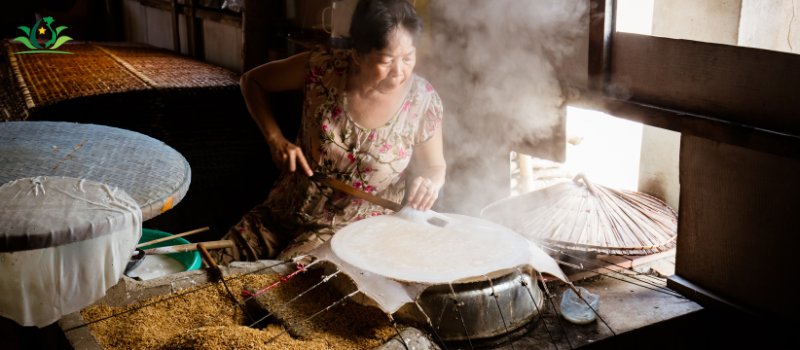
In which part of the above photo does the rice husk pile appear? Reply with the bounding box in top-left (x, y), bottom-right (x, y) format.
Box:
top-left (81, 271), bottom-right (397, 350)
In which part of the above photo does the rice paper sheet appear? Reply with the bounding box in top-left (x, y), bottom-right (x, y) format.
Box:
top-left (309, 208), bottom-right (567, 314)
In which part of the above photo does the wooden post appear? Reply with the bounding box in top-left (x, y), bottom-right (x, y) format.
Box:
top-left (185, 0), bottom-right (204, 59)
top-left (588, 0), bottom-right (615, 92)
top-left (243, 0), bottom-right (278, 71)
top-left (171, 0), bottom-right (181, 53)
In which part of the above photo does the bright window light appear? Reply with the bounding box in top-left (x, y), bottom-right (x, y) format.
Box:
top-left (564, 106), bottom-right (643, 191)
top-left (616, 0), bottom-right (654, 35)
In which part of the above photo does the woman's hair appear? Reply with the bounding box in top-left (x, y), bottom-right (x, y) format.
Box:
top-left (348, 0), bottom-right (422, 55)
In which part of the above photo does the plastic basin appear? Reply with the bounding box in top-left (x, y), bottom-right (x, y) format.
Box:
top-left (138, 228), bottom-right (202, 271)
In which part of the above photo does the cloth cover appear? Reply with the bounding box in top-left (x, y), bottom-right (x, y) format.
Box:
top-left (0, 176), bottom-right (141, 327)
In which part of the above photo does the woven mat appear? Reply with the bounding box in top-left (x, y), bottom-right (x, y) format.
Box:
top-left (98, 43), bottom-right (240, 89)
top-left (0, 57), bottom-right (29, 121)
top-left (0, 121), bottom-right (191, 221)
top-left (4, 41), bottom-right (239, 110)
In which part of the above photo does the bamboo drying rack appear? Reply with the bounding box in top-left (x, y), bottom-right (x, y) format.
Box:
top-left (3, 40), bottom-right (239, 111)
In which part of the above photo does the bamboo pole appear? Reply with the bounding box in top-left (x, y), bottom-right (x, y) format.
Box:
top-left (135, 226), bottom-right (210, 248)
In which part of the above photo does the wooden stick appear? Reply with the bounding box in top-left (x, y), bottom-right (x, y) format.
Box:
top-left (198, 243), bottom-right (223, 280)
top-left (136, 226), bottom-right (210, 248)
top-left (142, 240), bottom-right (234, 255)
top-left (320, 177), bottom-right (403, 212)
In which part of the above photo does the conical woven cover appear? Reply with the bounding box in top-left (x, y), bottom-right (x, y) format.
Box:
top-left (481, 175), bottom-right (677, 255)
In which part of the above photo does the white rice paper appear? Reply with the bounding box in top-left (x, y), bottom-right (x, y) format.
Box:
top-left (309, 207), bottom-right (568, 314)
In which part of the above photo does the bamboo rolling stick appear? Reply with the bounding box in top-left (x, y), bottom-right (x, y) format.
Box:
top-left (141, 239), bottom-right (234, 255)
top-left (135, 226), bottom-right (210, 248)
top-left (319, 177), bottom-right (403, 212)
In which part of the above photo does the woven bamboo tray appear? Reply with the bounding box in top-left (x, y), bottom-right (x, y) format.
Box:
top-left (0, 55), bottom-right (28, 121)
top-left (5, 42), bottom-right (149, 110)
top-left (4, 40), bottom-right (239, 110)
top-left (0, 121), bottom-right (191, 221)
top-left (98, 42), bottom-right (239, 89)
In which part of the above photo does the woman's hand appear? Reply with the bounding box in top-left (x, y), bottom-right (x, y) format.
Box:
top-left (268, 135), bottom-right (313, 177)
top-left (404, 120), bottom-right (446, 211)
top-left (405, 176), bottom-right (440, 211)
top-left (239, 52), bottom-right (312, 177)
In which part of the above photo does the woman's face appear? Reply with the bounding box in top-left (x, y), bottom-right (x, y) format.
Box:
top-left (357, 26), bottom-right (417, 93)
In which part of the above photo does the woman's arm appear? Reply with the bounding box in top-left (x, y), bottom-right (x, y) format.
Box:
top-left (405, 125), bottom-right (446, 211)
top-left (240, 51), bottom-right (313, 176)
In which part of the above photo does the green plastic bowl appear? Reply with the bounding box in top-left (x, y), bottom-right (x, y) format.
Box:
top-left (138, 228), bottom-right (202, 271)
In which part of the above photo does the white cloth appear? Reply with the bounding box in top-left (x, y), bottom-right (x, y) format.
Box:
top-left (0, 177), bottom-right (141, 327)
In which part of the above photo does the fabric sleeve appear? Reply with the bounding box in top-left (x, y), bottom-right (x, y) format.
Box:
top-left (414, 85), bottom-right (444, 145)
top-left (305, 47), bottom-right (350, 93)
top-left (304, 46), bottom-right (330, 89)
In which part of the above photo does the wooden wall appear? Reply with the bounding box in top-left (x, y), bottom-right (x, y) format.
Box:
top-left (579, 3), bottom-right (800, 324)
top-left (122, 0), bottom-right (242, 73)
top-left (678, 135), bottom-right (800, 319)
top-left (611, 33), bottom-right (800, 138)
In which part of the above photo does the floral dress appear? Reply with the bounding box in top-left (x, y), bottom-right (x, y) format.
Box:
top-left (224, 47), bottom-right (443, 262)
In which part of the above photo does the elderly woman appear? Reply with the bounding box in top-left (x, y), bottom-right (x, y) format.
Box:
top-left (226, 0), bottom-right (445, 261)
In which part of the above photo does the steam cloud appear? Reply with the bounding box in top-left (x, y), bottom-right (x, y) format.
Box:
top-left (418, 0), bottom-right (588, 214)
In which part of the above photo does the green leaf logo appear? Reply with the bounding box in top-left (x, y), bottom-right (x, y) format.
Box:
top-left (17, 26), bottom-right (31, 37)
top-left (13, 18), bottom-right (73, 54)
top-left (50, 36), bottom-right (73, 50)
top-left (13, 36), bottom-right (37, 50)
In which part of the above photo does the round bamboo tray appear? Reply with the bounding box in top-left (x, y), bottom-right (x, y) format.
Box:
top-left (0, 121), bottom-right (191, 221)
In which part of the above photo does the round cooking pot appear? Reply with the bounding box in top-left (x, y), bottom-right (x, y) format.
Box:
top-left (320, 209), bottom-right (552, 343)
top-left (395, 266), bottom-right (544, 343)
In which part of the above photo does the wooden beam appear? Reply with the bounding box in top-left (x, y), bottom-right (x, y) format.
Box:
top-left (195, 7), bottom-right (242, 27)
top-left (242, 0), bottom-right (278, 71)
top-left (596, 249), bottom-right (675, 270)
top-left (140, 0), bottom-right (171, 12)
top-left (588, 0), bottom-right (613, 90)
top-left (667, 275), bottom-right (754, 315)
top-left (140, 0), bottom-right (242, 27)
top-left (185, 0), bottom-right (196, 57)
top-left (610, 32), bottom-right (800, 136)
top-left (569, 90), bottom-right (800, 159)
top-left (676, 134), bottom-right (800, 324)
top-left (170, 0), bottom-right (180, 52)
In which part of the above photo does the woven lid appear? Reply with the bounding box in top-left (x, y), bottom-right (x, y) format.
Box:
top-left (0, 176), bottom-right (142, 252)
top-left (481, 174), bottom-right (677, 256)
top-left (0, 121), bottom-right (190, 220)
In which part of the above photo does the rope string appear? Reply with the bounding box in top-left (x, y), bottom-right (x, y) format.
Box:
top-left (64, 260), bottom-right (296, 333)
top-left (241, 262), bottom-right (306, 299)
